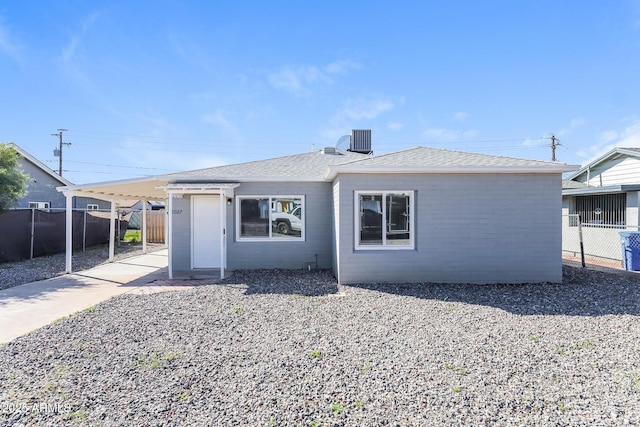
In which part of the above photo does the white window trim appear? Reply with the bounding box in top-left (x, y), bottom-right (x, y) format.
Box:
top-left (86, 204), bottom-right (99, 210)
top-left (236, 195), bottom-right (306, 242)
top-left (28, 201), bottom-right (50, 211)
top-left (354, 190), bottom-right (415, 250)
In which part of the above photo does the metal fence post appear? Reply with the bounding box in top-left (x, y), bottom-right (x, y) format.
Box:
top-left (83, 209), bottom-right (87, 252)
top-left (577, 214), bottom-right (585, 268)
top-left (30, 208), bottom-right (35, 260)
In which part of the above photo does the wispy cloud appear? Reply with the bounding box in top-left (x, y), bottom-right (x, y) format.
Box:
top-left (202, 109), bottom-right (243, 142)
top-left (318, 97), bottom-right (396, 144)
top-left (338, 98), bottom-right (395, 121)
top-left (268, 59), bottom-right (360, 97)
top-left (576, 118), bottom-right (640, 161)
top-left (557, 117), bottom-right (585, 137)
top-left (421, 127), bottom-right (477, 141)
top-left (60, 11), bottom-right (101, 63)
top-left (0, 17), bottom-right (22, 61)
top-left (387, 122), bottom-right (404, 131)
top-left (452, 112), bottom-right (468, 123)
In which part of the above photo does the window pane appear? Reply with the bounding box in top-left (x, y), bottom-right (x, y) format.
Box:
top-left (360, 194), bottom-right (383, 244)
top-left (240, 198), bottom-right (269, 237)
top-left (386, 193), bottom-right (411, 245)
top-left (271, 197), bottom-right (303, 237)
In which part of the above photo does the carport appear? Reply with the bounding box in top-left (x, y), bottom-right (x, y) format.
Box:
top-left (58, 176), bottom-right (169, 275)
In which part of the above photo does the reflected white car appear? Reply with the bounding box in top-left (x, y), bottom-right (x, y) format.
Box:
top-left (271, 207), bottom-right (302, 235)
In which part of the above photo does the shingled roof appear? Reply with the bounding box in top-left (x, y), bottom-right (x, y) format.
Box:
top-left (161, 149), bottom-right (370, 182)
top-left (161, 146), bottom-right (576, 183)
top-left (326, 146), bottom-right (577, 178)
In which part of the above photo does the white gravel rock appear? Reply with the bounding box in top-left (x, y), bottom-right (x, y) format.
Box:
top-left (0, 266), bottom-right (639, 426)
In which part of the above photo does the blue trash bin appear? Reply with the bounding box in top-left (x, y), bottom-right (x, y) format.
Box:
top-left (619, 231), bottom-right (640, 271)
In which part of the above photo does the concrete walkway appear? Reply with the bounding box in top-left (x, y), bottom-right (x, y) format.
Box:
top-left (0, 249), bottom-right (179, 343)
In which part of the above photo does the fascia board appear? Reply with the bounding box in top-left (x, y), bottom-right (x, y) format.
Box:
top-left (164, 175), bottom-right (325, 182)
top-left (562, 184), bottom-right (640, 196)
top-left (326, 164), bottom-right (580, 180)
top-left (8, 143), bottom-right (74, 186)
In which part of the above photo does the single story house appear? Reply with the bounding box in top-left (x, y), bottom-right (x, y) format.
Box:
top-left (59, 133), bottom-right (577, 284)
top-left (562, 147), bottom-right (640, 262)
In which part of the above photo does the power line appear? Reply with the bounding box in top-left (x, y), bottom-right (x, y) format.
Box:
top-left (45, 159), bottom-right (176, 171)
top-left (62, 169), bottom-right (153, 177)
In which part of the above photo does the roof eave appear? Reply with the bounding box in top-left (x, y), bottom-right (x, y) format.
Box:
top-left (326, 165), bottom-right (579, 180)
top-left (562, 184), bottom-right (640, 196)
top-left (566, 147), bottom-right (640, 180)
top-left (6, 142), bottom-right (74, 186)
top-left (164, 175), bottom-right (327, 183)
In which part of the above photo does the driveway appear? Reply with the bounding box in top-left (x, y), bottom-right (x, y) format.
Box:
top-left (0, 249), bottom-right (171, 343)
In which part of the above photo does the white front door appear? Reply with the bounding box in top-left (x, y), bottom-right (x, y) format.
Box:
top-left (192, 195), bottom-right (222, 269)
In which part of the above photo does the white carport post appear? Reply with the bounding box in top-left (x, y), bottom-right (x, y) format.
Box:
top-left (142, 201), bottom-right (148, 253)
top-left (167, 193), bottom-right (173, 279)
top-left (109, 201), bottom-right (116, 262)
top-left (64, 192), bottom-right (73, 273)
top-left (220, 192), bottom-right (225, 280)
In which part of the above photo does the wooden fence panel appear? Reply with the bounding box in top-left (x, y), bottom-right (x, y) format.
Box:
top-left (146, 210), bottom-right (165, 243)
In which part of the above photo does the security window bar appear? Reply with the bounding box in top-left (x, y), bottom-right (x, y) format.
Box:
top-left (356, 191), bottom-right (414, 249)
top-left (573, 194), bottom-right (626, 226)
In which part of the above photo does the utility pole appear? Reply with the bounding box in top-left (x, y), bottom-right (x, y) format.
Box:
top-left (548, 134), bottom-right (561, 162)
top-left (51, 129), bottom-right (70, 176)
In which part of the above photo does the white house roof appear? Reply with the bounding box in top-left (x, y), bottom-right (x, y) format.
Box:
top-left (326, 146), bottom-right (578, 178)
top-left (5, 142), bottom-right (73, 186)
top-left (566, 147), bottom-right (640, 181)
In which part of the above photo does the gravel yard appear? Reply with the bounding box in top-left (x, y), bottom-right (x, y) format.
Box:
top-left (0, 243), bottom-right (165, 290)
top-left (1, 267), bottom-right (639, 426)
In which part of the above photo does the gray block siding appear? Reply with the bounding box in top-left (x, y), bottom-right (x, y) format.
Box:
top-left (16, 159), bottom-right (112, 210)
top-left (333, 173), bottom-right (563, 284)
top-left (226, 182), bottom-right (334, 270)
top-left (16, 160), bottom-right (66, 209)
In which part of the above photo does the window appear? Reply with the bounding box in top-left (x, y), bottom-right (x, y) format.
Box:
top-left (572, 194), bottom-right (626, 226)
top-left (355, 191), bottom-right (414, 249)
top-left (87, 204), bottom-right (99, 210)
top-left (237, 196), bottom-right (304, 240)
top-left (28, 202), bottom-right (50, 211)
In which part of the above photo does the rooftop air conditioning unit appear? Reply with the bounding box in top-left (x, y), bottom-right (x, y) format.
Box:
top-left (349, 129), bottom-right (372, 154)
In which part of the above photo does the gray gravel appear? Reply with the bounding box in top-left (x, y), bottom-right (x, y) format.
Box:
top-left (1, 267), bottom-right (639, 426)
top-left (0, 243), bottom-right (165, 290)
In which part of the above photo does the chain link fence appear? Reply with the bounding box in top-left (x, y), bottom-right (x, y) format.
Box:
top-left (562, 214), bottom-right (640, 269)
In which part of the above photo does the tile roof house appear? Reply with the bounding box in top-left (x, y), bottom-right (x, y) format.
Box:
top-left (59, 133), bottom-right (577, 284)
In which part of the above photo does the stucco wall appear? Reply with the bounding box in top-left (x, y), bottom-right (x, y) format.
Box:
top-left (333, 173), bottom-right (563, 284)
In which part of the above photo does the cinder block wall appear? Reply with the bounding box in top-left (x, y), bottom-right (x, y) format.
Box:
top-left (334, 173), bottom-right (563, 284)
top-left (226, 182), bottom-right (334, 270)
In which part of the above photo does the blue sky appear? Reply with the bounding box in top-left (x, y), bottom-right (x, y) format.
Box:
top-left (2, 1), bottom-right (640, 184)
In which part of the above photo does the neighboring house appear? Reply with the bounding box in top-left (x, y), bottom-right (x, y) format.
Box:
top-left (60, 131), bottom-right (577, 284)
top-left (5, 143), bottom-right (110, 211)
top-left (562, 147), bottom-right (640, 262)
top-left (118, 200), bottom-right (166, 230)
